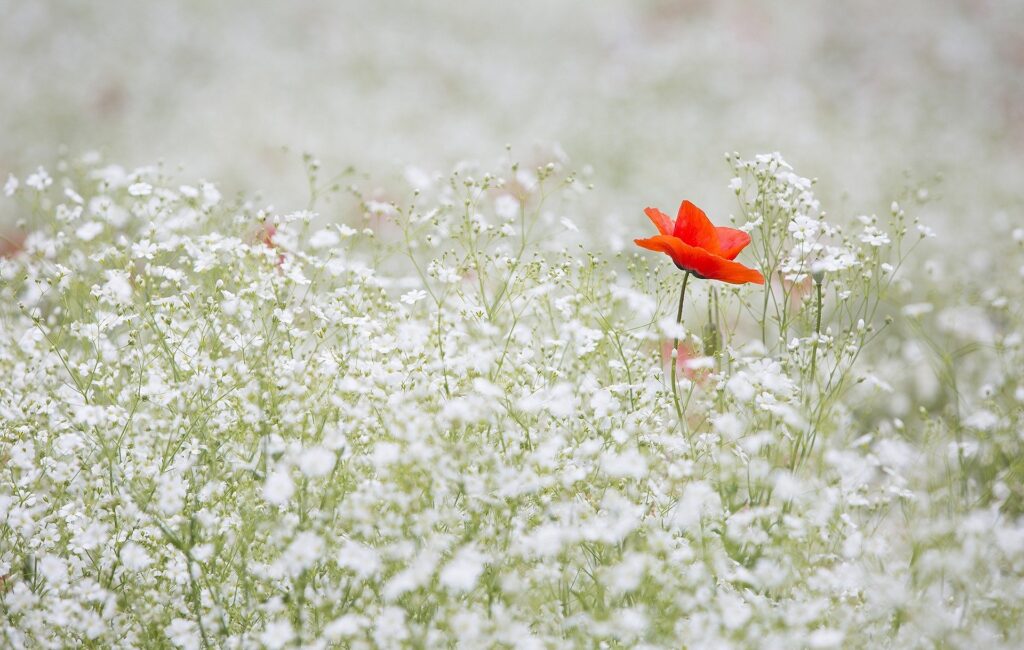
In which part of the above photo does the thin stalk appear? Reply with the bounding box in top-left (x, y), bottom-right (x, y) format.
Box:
top-left (809, 278), bottom-right (823, 382)
top-left (670, 272), bottom-right (692, 442)
top-left (793, 277), bottom-right (825, 470)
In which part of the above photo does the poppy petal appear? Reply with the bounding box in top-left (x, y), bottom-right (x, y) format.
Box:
top-left (643, 207), bottom-right (674, 236)
top-left (673, 201), bottom-right (720, 254)
top-left (715, 227), bottom-right (752, 260)
top-left (635, 235), bottom-right (764, 285)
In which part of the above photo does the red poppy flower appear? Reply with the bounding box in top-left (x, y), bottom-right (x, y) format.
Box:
top-left (635, 200), bottom-right (764, 285)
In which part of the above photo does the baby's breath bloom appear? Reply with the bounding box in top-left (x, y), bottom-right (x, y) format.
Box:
top-left (0, 153), bottom-right (1020, 649)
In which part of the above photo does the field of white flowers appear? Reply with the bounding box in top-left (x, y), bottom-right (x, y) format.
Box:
top-left (2, 1), bottom-right (1023, 648)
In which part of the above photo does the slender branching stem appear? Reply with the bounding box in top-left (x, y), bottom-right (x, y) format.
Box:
top-left (809, 278), bottom-right (823, 383)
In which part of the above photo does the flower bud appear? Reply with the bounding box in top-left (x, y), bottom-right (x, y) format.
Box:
top-left (810, 261), bottom-right (826, 285)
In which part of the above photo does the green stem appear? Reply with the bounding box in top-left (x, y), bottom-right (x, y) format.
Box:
top-left (794, 278), bottom-right (825, 470)
top-left (670, 272), bottom-right (691, 442)
top-left (809, 279), bottom-right (823, 382)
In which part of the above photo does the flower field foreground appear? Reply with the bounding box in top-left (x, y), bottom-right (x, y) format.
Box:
top-left (1, 153), bottom-right (1023, 648)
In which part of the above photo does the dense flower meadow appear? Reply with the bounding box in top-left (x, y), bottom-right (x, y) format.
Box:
top-left (1, 151), bottom-right (1023, 648)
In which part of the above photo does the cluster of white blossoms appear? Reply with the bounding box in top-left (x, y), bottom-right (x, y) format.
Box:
top-left (731, 152), bottom-right (884, 285)
top-left (1, 152), bottom-right (1022, 648)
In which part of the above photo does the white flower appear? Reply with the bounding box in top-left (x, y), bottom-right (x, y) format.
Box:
top-left (75, 221), bottom-right (105, 241)
top-left (324, 614), bottom-right (369, 641)
top-left (964, 409), bottom-right (998, 431)
top-left (718, 591), bottom-right (751, 630)
top-left (615, 607), bottom-right (648, 639)
top-left (38, 555), bottom-right (69, 586)
top-left (337, 540), bottom-right (381, 579)
top-left (120, 542), bottom-right (153, 571)
top-left (808, 629), bottom-right (845, 648)
top-left (373, 607), bottom-right (409, 646)
top-left (515, 169), bottom-right (538, 192)
top-left (274, 308), bottom-right (294, 325)
top-left (672, 481), bottom-right (722, 531)
top-left (601, 448), bottom-right (648, 480)
top-left (658, 317), bottom-right (687, 340)
top-left (280, 532), bottom-right (324, 576)
top-left (494, 194), bottom-right (520, 220)
top-left (712, 413), bottom-right (744, 440)
top-left (371, 441), bottom-right (401, 468)
top-left (64, 187), bottom-right (84, 204)
top-left (260, 620), bottom-right (295, 650)
top-left (102, 270), bottom-right (134, 305)
top-left (366, 200), bottom-right (396, 217)
top-left (902, 302), bottom-right (933, 318)
top-left (132, 239), bottom-right (159, 259)
top-left (3, 174), bottom-right (18, 196)
top-left (298, 446), bottom-right (335, 478)
top-left (165, 619), bottom-right (201, 650)
top-left (157, 474), bottom-right (187, 515)
top-left (400, 289), bottom-right (427, 305)
top-left (263, 469), bottom-right (295, 506)
top-left (128, 182), bottom-right (153, 196)
top-left (309, 228), bottom-right (340, 249)
top-left (589, 388), bottom-right (618, 418)
top-left (726, 374), bottom-right (756, 402)
top-left (0, 152), bottom-right (1014, 647)
top-left (518, 382), bottom-right (577, 418)
top-left (859, 225), bottom-right (890, 247)
top-left (404, 166), bottom-right (434, 191)
top-left (25, 167), bottom-right (52, 191)
top-left (440, 545), bottom-right (486, 593)
top-left (200, 182), bottom-right (221, 209)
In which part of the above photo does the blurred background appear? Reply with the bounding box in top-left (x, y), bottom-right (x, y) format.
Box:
top-left (1, 0), bottom-right (1021, 240)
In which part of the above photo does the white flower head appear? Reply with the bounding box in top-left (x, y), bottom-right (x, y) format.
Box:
top-left (263, 468), bottom-right (295, 506)
top-left (128, 182), bottom-right (153, 196)
top-left (120, 542), bottom-right (153, 571)
top-left (309, 228), bottom-right (340, 249)
top-left (400, 289), bottom-right (428, 305)
top-left (440, 545), bottom-right (486, 593)
top-left (298, 446), bottom-right (335, 478)
top-left (26, 167), bottom-right (53, 191)
top-left (260, 620), bottom-right (295, 650)
top-left (76, 221), bottom-right (105, 242)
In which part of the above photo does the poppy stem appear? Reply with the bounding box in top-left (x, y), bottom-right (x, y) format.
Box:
top-left (670, 271), bottom-right (691, 442)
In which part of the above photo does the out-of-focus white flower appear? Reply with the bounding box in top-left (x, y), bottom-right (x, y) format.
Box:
top-left (26, 167), bottom-right (52, 191)
top-left (304, 228), bottom-right (336, 249)
top-left (495, 194), bottom-right (520, 220)
top-left (120, 542), bottom-right (153, 571)
top-left (298, 446), bottom-right (335, 478)
top-left (440, 545), bottom-right (486, 593)
top-left (263, 469), bottom-right (295, 506)
top-left (128, 182), bottom-right (152, 196)
top-left (75, 221), bottom-right (104, 241)
top-left (260, 620), bottom-right (295, 650)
